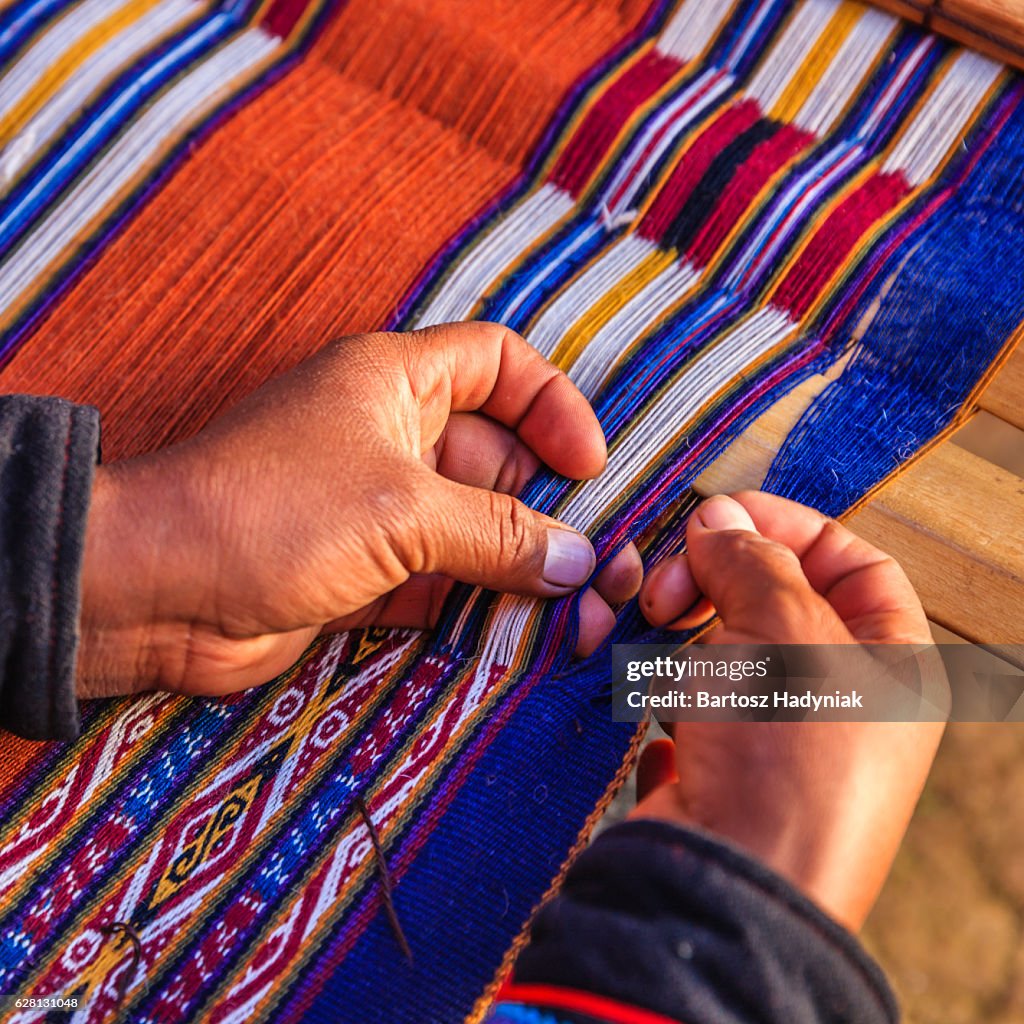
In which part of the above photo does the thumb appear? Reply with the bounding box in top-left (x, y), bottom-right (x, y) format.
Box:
top-left (686, 495), bottom-right (846, 643)
top-left (412, 473), bottom-right (597, 598)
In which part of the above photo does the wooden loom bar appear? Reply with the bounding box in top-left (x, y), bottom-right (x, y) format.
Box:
top-left (980, 346), bottom-right (1024, 429)
top-left (870, 0), bottom-right (1024, 71)
top-left (694, 373), bottom-right (1024, 643)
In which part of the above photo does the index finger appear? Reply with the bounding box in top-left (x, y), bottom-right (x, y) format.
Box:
top-left (722, 491), bottom-right (929, 642)
top-left (401, 322), bottom-right (608, 480)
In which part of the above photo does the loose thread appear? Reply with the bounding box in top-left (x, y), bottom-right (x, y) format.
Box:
top-left (355, 796), bottom-right (414, 963)
top-left (101, 921), bottom-right (142, 1013)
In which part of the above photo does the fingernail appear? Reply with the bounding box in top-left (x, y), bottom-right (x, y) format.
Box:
top-left (696, 495), bottom-right (757, 532)
top-left (544, 529), bottom-right (596, 588)
top-left (643, 557), bottom-right (698, 626)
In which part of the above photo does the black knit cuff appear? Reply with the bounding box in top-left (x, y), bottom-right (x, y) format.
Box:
top-left (516, 818), bottom-right (898, 1024)
top-left (0, 396), bottom-right (101, 741)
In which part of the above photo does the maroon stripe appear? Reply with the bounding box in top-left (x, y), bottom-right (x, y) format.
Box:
top-left (261, 0), bottom-right (314, 37)
top-left (687, 122), bottom-right (814, 267)
top-left (773, 170), bottom-right (910, 318)
top-left (549, 49), bottom-right (682, 196)
top-left (639, 98), bottom-right (763, 243)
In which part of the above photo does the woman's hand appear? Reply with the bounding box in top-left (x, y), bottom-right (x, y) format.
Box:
top-left (632, 492), bottom-right (942, 931)
top-left (79, 322), bottom-right (641, 698)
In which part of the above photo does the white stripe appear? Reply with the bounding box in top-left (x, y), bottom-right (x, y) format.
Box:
top-left (411, 184), bottom-right (574, 327)
top-left (500, 219), bottom-right (602, 324)
top-left (744, 0), bottom-right (840, 112)
top-left (0, 0), bottom-right (130, 117)
top-left (793, 7), bottom-right (897, 134)
top-left (1, 0), bottom-right (201, 185)
top-left (883, 49), bottom-right (1002, 184)
top-left (526, 233), bottom-right (655, 357)
top-left (561, 306), bottom-right (794, 528)
top-left (475, 306), bottom-right (794, 683)
top-left (569, 258), bottom-right (699, 397)
top-left (0, 28), bottom-right (279, 313)
top-left (855, 36), bottom-right (932, 141)
top-left (657, 0), bottom-right (736, 63)
top-left (476, 593), bottom-right (536, 683)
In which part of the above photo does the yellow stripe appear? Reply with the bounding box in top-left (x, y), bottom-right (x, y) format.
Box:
top-left (0, 0), bottom-right (173, 150)
top-left (770, 0), bottom-right (865, 124)
top-left (548, 246), bottom-right (677, 370)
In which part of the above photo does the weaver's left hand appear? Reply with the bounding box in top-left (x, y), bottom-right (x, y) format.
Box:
top-left (78, 323), bottom-right (641, 699)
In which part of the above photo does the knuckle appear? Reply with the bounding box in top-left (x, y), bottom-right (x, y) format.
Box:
top-left (490, 493), bottom-right (535, 565)
top-left (495, 440), bottom-right (534, 496)
top-left (722, 531), bottom-right (799, 573)
top-left (819, 516), bottom-right (854, 550)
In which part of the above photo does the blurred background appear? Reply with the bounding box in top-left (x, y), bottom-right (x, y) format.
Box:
top-left (863, 722), bottom-right (1024, 1024)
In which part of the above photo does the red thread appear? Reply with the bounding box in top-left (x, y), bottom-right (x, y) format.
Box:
top-left (639, 99), bottom-right (762, 242)
top-left (773, 170), bottom-right (910, 318)
top-left (687, 123), bottom-right (814, 267)
top-left (550, 50), bottom-right (682, 196)
top-left (499, 983), bottom-right (691, 1024)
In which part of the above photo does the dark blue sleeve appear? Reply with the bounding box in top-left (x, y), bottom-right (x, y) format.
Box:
top-left (491, 819), bottom-right (897, 1024)
top-left (0, 395), bottom-right (100, 741)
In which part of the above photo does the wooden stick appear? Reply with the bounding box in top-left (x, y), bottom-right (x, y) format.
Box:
top-left (870, 0), bottom-right (1024, 71)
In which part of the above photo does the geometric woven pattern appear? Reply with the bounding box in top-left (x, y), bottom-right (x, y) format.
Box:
top-left (0, 0), bottom-right (1021, 1021)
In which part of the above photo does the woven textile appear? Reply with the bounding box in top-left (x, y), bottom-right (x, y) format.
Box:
top-left (0, 0), bottom-right (1022, 1021)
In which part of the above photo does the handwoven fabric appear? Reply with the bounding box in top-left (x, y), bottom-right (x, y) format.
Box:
top-left (0, 0), bottom-right (1022, 1021)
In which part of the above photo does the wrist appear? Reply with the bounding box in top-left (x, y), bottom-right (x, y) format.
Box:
top-left (78, 455), bottom-right (205, 698)
top-left (632, 756), bottom-right (876, 931)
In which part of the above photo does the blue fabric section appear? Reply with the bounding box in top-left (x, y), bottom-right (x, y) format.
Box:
top-left (488, 1007), bottom-right (567, 1024)
top-left (765, 89), bottom-right (1024, 515)
top-left (0, 0), bottom-right (76, 67)
top-left (300, 659), bottom-right (635, 1024)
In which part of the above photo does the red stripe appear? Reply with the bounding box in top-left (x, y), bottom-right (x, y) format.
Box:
top-left (604, 69), bottom-right (727, 212)
top-left (639, 98), bottom-right (762, 243)
top-left (260, 0), bottom-right (313, 37)
top-left (687, 122), bottom-right (814, 267)
top-left (773, 170), bottom-right (910, 319)
top-left (550, 50), bottom-right (682, 196)
top-left (817, 86), bottom-right (1022, 340)
top-left (498, 983), bottom-right (688, 1024)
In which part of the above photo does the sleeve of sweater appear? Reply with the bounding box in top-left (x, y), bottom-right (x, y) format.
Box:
top-left (0, 395), bottom-right (100, 742)
top-left (486, 819), bottom-right (899, 1024)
